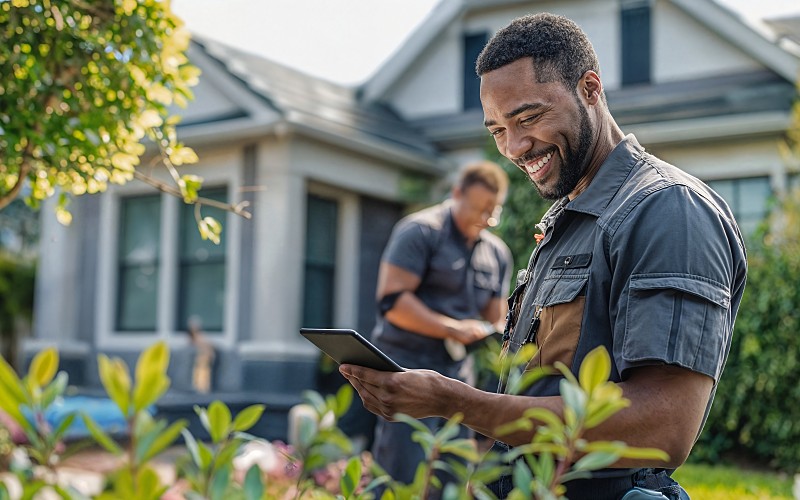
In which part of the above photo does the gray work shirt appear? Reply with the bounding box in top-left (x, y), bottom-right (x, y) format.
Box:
top-left (504, 135), bottom-right (747, 430)
top-left (373, 200), bottom-right (512, 371)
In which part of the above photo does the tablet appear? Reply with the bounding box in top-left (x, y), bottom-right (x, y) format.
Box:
top-left (299, 328), bottom-right (405, 372)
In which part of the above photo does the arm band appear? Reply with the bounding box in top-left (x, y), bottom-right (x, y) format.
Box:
top-left (378, 291), bottom-right (405, 316)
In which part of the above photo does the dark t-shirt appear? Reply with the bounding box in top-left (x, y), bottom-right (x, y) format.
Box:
top-left (372, 200), bottom-right (512, 373)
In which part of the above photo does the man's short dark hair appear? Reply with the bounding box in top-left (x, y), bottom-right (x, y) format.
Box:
top-left (457, 160), bottom-right (508, 202)
top-left (475, 13), bottom-right (601, 95)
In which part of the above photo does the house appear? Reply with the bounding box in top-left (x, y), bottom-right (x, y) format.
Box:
top-left (28, 0), bottom-right (799, 438)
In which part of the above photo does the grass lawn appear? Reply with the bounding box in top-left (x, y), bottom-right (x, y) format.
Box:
top-left (673, 463), bottom-right (794, 499)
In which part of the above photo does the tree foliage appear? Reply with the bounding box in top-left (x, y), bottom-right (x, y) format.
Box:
top-left (0, 0), bottom-right (247, 240)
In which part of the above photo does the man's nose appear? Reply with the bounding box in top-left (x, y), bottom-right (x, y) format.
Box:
top-left (504, 129), bottom-right (532, 161)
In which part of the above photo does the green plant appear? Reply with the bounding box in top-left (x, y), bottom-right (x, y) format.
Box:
top-left (178, 400), bottom-right (266, 500)
top-left (0, 348), bottom-right (90, 498)
top-left (83, 341), bottom-right (187, 500)
top-left (292, 385), bottom-right (358, 497)
top-left (497, 347), bottom-right (668, 499)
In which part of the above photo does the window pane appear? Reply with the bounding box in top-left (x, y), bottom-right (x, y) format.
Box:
top-left (621, 4), bottom-right (651, 85)
top-left (120, 195), bottom-right (161, 263)
top-left (303, 265), bottom-right (335, 328)
top-left (303, 195), bottom-right (337, 328)
top-left (737, 177), bottom-right (771, 218)
top-left (177, 262), bottom-right (226, 331)
top-left (463, 32), bottom-right (487, 110)
top-left (117, 264), bottom-right (159, 331)
top-left (177, 188), bottom-right (227, 332)
top-left (707, 177), bottom-right (771, 237)
top-left (117, 195), bottom-right (161, 331)
top-left (707, 179), bottom-right (734, 204)
top-left (305, 196), bottom-right (337, 265)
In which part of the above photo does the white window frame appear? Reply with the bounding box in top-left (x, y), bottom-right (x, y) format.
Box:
top-left (96, 162), bottom-right (242, 351)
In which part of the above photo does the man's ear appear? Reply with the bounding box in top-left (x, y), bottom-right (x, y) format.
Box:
top-left (451, 185), bottom-right (463, 200)
top-left (580, 70), bottom-right (602, 105)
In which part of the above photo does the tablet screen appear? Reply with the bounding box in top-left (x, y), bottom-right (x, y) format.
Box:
top-left (300, 328), bottom-right (405, 372)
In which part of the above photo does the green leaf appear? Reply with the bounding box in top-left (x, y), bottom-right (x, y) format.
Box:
top-left (578, 346), bottom-right (611, 396)
top-left (243, 464), bottom-right (264, 500)
top-left (335, 384), bottom-right (354, 417)
top-left (135, 342), bottom-right (170, 383)
top-left (207, 400), bottom-right (232, 443)
top-left (511, 459), bottom-right (533, 497)
top-left (141, 419), bottom-right (187, 462)
top-left (49, 412), bottom-right (77, 444)
top-left (0, 354), bottom-right (26, 405)
top-left (132, 374), bottom-right (170, 414)
top-left (81, 413), bottom-right (124, 456)
top-left (617, 446), bottom-right (670, 462)
top-left (559, 378), bottom-right (587, 422)
top-left (40, 371), bottom-right (69, 409)
top-left (137, 466), bottom-right (166, 500)
top-left (340, 456), bottom-right (362, 498)
top-left (392, 413), bottom-right (430, 435)
top-left (197, 440), bottom-right (214, 472)
top-left (214, 440), bottom-right (241, 471)
top-left (439, 439), bottom-right (480, 462)
top-left (572, 451), bottom-right (620, 471)
top-left (181, 428), bottom-right (202, 468)
top-left (209, 464), bottom-right (231, 500)
top-left (97, 355), bottom-right (131, 416)
top-left (29, 347), bottom-right (58, 388)
top-left (584, 400), bottom-right (630, 429)
top-left (232, 404), bottom-right (265, 432)
top-left (132, 342), bottom-right (170, 412)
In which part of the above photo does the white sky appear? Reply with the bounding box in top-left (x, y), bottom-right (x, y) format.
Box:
top-left (172, 0), bottom-right (800, 86)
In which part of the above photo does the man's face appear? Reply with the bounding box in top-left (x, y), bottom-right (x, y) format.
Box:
top-left (452, 183), bottom-right (502, 241)
top-left (480, 59), bottom-right (594, 200)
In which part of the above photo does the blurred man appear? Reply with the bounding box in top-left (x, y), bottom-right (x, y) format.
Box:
top-left (370, 161), bottom-right (513, 492)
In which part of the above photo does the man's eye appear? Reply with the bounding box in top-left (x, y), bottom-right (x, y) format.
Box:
top-left (521, 115), bottom-right (537, 124)
top-left (489, 129), bottom-right (504, 137)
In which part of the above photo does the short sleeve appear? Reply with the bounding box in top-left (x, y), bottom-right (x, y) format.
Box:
top-left (381, 219), bottom-right (433, 279)
top-left (609, 186), bottom-right (742, 382)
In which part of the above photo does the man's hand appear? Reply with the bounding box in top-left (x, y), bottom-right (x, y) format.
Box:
top-left (338, 364), bottom-right (452, 421)
top-left (448, 319), bottom-right (492, 345)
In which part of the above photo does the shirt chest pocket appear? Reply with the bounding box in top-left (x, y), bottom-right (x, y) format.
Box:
top-left (527, 255), bottom-right (590, 370)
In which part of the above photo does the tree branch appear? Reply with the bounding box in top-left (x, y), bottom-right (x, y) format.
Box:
top-left (132, 170), bottom-right (252, 219)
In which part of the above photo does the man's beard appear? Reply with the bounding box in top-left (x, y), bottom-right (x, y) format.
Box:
top-left (532, 103), bottom-right (594, 200)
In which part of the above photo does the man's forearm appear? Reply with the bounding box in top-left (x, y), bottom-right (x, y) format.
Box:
top-left (384, 291), bottom-right (459, 339)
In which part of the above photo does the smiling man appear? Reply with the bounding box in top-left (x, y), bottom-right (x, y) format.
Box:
top-left (341, 13), bottom-right (747, 499)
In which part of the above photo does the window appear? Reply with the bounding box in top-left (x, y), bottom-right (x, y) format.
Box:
top-left (707, 177), bottom-right (772, 236)
top-left (116, 195), bottom-right (161, 331)
top-left (303, 195), bottom-right (338, 328)
top-left (115, 188), bottom-right (229, 334)
top-left (176, 188), bottom-right (227, 332)
top-left (621, 1), bottom-right (651, 86)
top-left (463, 32), bottom-right (488, 110)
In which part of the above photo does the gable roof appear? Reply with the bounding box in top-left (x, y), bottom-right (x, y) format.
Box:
top-left (360, 0), bottom-right (800, 103)
top-left (180, 35), bottom-right (449, 174)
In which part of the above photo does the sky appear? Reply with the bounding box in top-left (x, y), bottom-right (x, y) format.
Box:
top-left (171, 0), bottom-right (800, 86)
